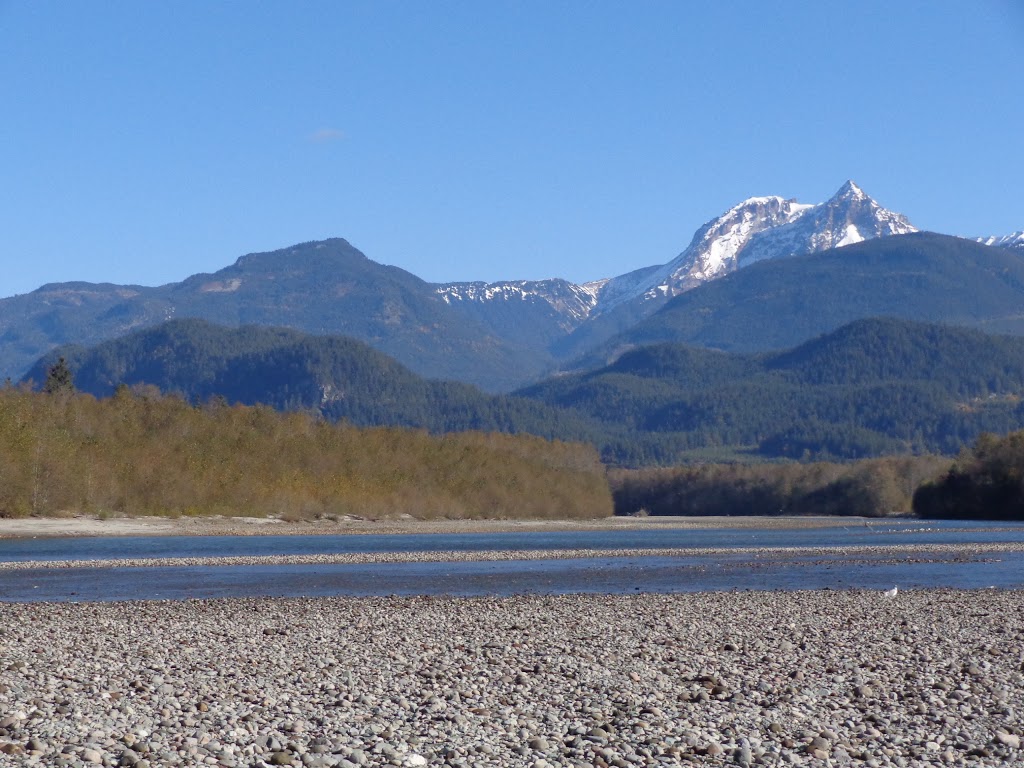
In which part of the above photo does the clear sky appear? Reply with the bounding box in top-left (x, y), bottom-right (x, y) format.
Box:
top-left (2, 1), bottom-right (1022, 297)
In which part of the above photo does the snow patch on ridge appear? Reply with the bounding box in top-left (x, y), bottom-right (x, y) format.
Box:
top-left (436, 279), bottom-right (599, 324)
top-left (836, 224), bottom-right (865, 247)
top-left (977, 232), bottom-right (1024, 249)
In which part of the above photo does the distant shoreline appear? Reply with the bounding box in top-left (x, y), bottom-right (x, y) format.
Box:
top-left (0, 513), bottom-right (895, 540)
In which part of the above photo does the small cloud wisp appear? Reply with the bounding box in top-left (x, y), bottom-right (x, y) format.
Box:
top-left (309, 127), bottom-right (345, 144)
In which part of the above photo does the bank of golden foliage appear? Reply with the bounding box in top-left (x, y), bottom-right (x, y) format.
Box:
top-left (611, 455), bottom-right (951, 518)
top-left (0, 388), bottom-right (612, 520)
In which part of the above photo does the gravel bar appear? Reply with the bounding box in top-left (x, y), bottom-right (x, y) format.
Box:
top-left (0, 590), bottom-right (1021, 767)
top-left (0, 515), bottom-right (949, 541)
top-left (1, 542), bottom-right (1022, 571)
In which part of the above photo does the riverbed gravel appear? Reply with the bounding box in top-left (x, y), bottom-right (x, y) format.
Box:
top-left (0, 515), bottom-right (916, 541)
top-left (0, 542), bottom-right (1019, 571)
top-left (0, 589), bottom-right (1021, 767)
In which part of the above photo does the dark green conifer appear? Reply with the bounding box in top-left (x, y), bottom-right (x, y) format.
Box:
top-left (43, 357), bottom-right (75, 395)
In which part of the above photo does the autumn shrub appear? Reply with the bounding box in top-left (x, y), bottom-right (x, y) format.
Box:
top-left (0, 388), bottom-right (612, 520)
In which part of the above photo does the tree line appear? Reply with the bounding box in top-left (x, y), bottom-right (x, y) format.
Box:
top-left (0, 384), bottom-right (611, 520)
top-left (8, 376), bottom-right (1024, 521)
top-left (613, 428), bottom-right (1024, 520)
top-left (610, 455), bottom-right (951, 518)
top-left (913, 431), bottom-right (1024, 520)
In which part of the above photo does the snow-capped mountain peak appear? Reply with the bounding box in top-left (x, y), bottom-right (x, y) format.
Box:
top-left (614, 181), bottom-right (917, 305)
top-left (433, 182), bottom-right (920, 334)
top-left (632, 195), bottom-right (815, 300)
top-left (748, 180), bottom-right (915, 259)
top-left (832, 179), bottom-right (867, 201)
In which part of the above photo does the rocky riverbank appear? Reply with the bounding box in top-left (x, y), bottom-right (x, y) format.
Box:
top-left (0, 514), bottom-right (872, 540)
top-left (1, 541), bottom-right (1020, 571)
top-left (0, 590), bottom-right (1021, 767)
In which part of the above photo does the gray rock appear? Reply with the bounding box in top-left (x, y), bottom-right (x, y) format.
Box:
top-left (996, 731), bottom-right (1021, 749)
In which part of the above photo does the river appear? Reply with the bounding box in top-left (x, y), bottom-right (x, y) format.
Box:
top-left (1, 519), bottom-right (1022, 601)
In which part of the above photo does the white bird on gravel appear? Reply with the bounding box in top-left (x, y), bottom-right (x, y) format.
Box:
top-left (883, 585), bottom-right (898, 598)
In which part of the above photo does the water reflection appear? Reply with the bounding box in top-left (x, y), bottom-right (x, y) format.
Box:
top-left (2, 550), bottom-right (1022, 603)
top-left (1, 519), bottom-right (1023, 563)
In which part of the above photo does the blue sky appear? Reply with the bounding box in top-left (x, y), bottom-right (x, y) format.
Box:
top-left (2, 1), bottom-right (1022, 296)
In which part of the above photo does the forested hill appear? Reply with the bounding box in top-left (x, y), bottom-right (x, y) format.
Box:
top-left (23, 319), bottom-right (597, 441)
top-left (516, 317), bottom-right (1024, 463)
top-left (0, 238), bottom-right (551, 392)
top-left (764, 317), bottom-right (1024, 391)
top-left (573, 233), bottom-right (1024, 369)
top-left (26, 317), bottom-right (1024, 465)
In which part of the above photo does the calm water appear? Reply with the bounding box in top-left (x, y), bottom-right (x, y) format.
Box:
top-left (1, 519), bottom-right (1023, 562)
top-left (1, 519), bottom-right (1023, 602)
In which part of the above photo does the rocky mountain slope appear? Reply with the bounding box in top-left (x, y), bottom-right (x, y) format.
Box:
top-left (641, 180), bottom-right (916, 300)
top-left (434, 278), bottom-right (600, 349)
top-left (437, 181), bottom-right (920, 360)
top-left (571, 233), bottom-right (1024, 368)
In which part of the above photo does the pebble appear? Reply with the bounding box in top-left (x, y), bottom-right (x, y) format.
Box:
top-left (0, 590), bottom-right (1021, 767)
top-left (996, 731), bottom-right (1021, 749)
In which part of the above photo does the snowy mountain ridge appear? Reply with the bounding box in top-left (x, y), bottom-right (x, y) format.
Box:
top-left (435, 181), bottom-right (919, 334)
top-left (437, 180), bottom-right (918, 326)
top-left (620, 180), bottom-right (917, 307)
top-left (977, 232), bottom-right (1024, 250)
top-left (436, 278), bottom-right (600, 330)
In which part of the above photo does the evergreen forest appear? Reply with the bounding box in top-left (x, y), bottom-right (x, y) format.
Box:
top-left (521, 317), bottom-right (1024, 464)
top-left (26, 316), bottom-right (1024, 467)
top-left (913, 431), bottom-right (1024, 520)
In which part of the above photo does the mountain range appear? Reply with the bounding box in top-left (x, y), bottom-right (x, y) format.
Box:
top-left (435, 180), bottom-right (922, 362)
top-left (2, 181), bottom-right (1021, 392)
